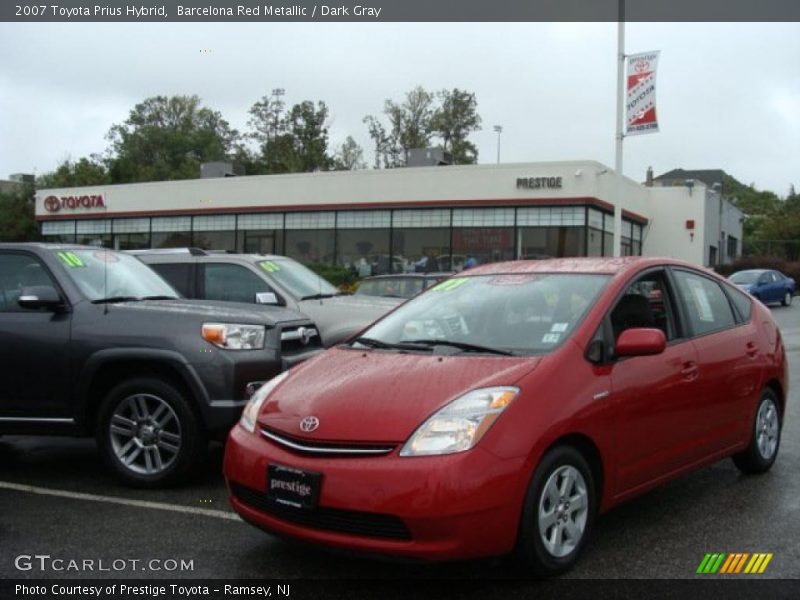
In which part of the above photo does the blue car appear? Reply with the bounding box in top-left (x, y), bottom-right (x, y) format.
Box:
top-left (729, 269), bottom-right (796, 306)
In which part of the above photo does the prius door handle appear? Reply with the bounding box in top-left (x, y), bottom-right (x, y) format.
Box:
top-left (746, 342), bottom-right (758, 357)
top-left (681, 361), bottom-right (699, 381)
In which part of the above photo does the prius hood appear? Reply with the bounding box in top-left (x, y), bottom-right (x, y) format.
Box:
top-left (258, 347), bottom-right (541, 443)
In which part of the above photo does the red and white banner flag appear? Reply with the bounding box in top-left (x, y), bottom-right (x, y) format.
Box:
top-left (626, 51), bottom-right (660, 136)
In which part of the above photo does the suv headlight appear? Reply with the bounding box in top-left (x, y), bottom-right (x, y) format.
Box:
top-left (400, 387), bottom-right (519, 457)
top-left (240, 371), bottom-right (290, 433)
top-left (202, 323), bottom-right (265, 350)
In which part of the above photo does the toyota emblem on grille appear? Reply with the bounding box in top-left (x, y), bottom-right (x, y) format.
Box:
top-left (300, 416), bottom-right (319, 432)
top-left (298, 326), bottom-right (312, 346)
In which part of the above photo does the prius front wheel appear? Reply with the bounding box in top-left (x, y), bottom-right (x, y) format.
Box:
top-left (515, 445), bottom-right (596, 576)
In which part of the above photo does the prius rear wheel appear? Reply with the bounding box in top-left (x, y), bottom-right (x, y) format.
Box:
top-left (515, 445), bottom-right (596, 576)
top-left (733, 389), bottom-right (781, 474)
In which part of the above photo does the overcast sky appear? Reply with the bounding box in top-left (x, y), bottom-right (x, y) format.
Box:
top-left (0, 22), bottom-right (798, 194)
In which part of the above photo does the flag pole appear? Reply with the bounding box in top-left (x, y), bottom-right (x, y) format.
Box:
top-left (613, 1), bottom-right (625, 257)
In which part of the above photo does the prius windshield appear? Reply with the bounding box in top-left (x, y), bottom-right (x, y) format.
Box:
top-left (356, 273), bottom-right (610, 356)
top-left (52, 249), bottom-right (179, 302)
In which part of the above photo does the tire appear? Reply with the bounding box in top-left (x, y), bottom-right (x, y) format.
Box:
top-left (732, 389), bottom-right (781, 474)
top-left (781, 291), bottom-right (792, 307)
top-left (514, 445), bottom-right (596, 576)
top-left (97, 377), bottom-right (207, 487)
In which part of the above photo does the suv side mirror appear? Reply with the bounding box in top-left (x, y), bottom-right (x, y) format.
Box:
top-left (256, 292), bottom-right (279, 305)
top-left (18, 285), bottom-right (64, 311)
top-left (616, 328), bottom-right (666, 357)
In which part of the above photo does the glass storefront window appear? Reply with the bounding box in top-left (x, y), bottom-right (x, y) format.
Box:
top-left (114, 233), bottom-right (150, 250)
top-left (192, 231), bottom-right (236, 251)
top-left (392, 228), bottom-right (451, 273)
top-left (336, 229), bottom-right (391, 276)
top-left (285, 230), bottom-right (335, 265)
top-left (451, 227), bottom-right (515, 270)
top-left (152, 232), bottom-right (192, 248)
top-left (587, 228), bottom-right (603, 256)
top-left (237, 230), bottom-right (283, 254)
top-left (519, 226), bottom-right (585, 258)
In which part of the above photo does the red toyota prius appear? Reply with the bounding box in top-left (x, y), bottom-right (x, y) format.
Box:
top-left (224, 257), bottom-right (786, 575)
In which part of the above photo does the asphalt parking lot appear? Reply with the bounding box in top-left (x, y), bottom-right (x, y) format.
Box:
top-left (1, 303), bottom-right (799, 582)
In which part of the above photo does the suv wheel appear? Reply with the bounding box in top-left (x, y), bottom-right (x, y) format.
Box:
top-left (97, 377), bottom-right (206, 487)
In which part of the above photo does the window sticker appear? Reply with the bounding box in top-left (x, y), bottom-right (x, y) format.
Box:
top-left (542, 333), bottom-right (561, 344)
top-left (688, 278), bottom-right (714, 322)
top-left (57, 251), bottom-right (85, 268)
top-left (259, 260), bottom-right (281, 273)
top-left (551, 322), bottom-right (569, 333)
top-left (431, 278), bottom-right (469, 292)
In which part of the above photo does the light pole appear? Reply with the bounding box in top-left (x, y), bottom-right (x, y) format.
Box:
top-left (493, 125), bottom-right (503, 164)
top-left (271, 87), bottom-right (286, 140)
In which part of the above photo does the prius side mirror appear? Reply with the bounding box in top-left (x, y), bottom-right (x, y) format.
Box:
top-left (615, 328), bottom-right (666, 357)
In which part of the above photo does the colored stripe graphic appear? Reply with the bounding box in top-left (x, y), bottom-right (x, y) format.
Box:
top-left (699, 552), bottom-right (772, 575)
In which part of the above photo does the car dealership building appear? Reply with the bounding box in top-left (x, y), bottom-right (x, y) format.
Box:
top-left (35, 160), bottom-right (743, 272)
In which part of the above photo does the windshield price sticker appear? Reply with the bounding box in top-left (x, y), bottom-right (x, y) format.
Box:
top-left (542, 333), bottom-right (561, 344)
top-left (431, 278), bottom-right (469, 292)
top-left (56, 251), bottom-right (85, 268)
top-left (259, 260), bottom-right (281, 273)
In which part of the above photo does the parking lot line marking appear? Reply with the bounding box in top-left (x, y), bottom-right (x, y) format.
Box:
top-left (0, 481), bottom-right (240, 521)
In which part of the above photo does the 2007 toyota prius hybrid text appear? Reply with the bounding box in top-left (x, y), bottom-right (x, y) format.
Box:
top-left (224, 257), bottom-right (787, 575)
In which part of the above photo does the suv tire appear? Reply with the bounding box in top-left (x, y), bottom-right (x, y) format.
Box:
top-left (97, 377), bottom-right (206, 487)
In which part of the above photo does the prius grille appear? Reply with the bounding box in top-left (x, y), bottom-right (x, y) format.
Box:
top-left (231, 483), bottom-right (412, 540)
top-left (260, 427), bottom-right (396, 457)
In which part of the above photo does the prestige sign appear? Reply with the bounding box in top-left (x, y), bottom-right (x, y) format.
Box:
top-left (43, 194), bottom-right (106, 213)
top-left (516, 177), bottom-right (563, 190)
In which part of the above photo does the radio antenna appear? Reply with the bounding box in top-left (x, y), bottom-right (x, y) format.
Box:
top-left (103, 244), bottom-right (109, 315)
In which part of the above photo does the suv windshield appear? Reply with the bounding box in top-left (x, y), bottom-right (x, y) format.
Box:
top-left (257, 258), bottom-right (339, 299)
top-left (357, 273), bottom-right (609, 355)
top-left (53, 249), bottom-right (178, 302)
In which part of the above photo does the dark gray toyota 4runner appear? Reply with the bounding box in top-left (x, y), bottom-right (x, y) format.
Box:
top-left (0, 244), bottom-right (321, 487)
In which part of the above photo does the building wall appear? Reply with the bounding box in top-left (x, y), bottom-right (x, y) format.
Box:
top-left (643, 185), bottom-right (707, 265)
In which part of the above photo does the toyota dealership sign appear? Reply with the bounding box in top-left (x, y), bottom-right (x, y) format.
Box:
top-left (43, 194), bottom-right (106, 213)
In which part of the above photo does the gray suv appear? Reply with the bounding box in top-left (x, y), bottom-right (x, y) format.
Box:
top-left (134, 249), bottom-right (401, 347)
top-left (0, 244), bottom-right (321, 487)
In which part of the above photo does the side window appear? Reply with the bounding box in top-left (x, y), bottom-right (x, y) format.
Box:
top-left (610, 270), bottom-right (678, 343)
top-left (149, 263), bottom-right (193, 298)
top-left (673, 270), bottom-right (736, 336)
top-left (202, 263), bottom-right (274, 304)
top-left (725, 283), bottom-right (753, 322)
top-left (0, 253), bottom-right (56, 312)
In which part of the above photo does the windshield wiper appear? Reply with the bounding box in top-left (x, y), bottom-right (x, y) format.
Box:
top-left (404, 339), bottom-right (514, 356)
top-left (140, 295), bottom-right (179, 300)
top-left (91, 296), bottom-right (140, 304)
top-left (351, 336), bottom-right (432, 352)
top-left (300, 293), bottom-right (338, 301)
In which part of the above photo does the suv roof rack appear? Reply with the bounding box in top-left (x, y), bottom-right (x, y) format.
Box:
top-left (126, 247), bottom-right (209, 256)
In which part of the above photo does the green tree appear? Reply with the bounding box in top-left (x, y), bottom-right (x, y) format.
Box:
top-left (431, 88), bottom-right (482, 164)
top-left (333, 136), bottom-right (366, 171)
top-left (365, 86), bottom-right (481, 167)
top-left (106, 95), bottom-right (239, 183)
top-left (0, 185), bottom-right (38, 242)
top-left (37, 156), bottom-right (110, 188)
top-left (246, 94), bottom-right (333, 173)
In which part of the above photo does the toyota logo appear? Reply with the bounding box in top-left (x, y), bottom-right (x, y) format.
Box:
top-left (299, 416), bottom-right (319, 433)
top-left (44, 196), bottom-right (60, 213)
top-left (634, 59), bottom-right (650, 73)
top-left (298, 327), bottom-right (312, 346)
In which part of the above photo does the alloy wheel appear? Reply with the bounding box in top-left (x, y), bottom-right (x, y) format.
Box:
top-left (109, 393), bottom-right (182, 475)
top-left (537, 465), bottom-right (589, 558)
top-left (756, 398), bottom-right (779, 460)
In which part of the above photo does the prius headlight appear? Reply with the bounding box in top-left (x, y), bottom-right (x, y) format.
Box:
top-left (400, 387), bottom-right (519, 457)
top-left (239, 371), bottom-right (290, 433)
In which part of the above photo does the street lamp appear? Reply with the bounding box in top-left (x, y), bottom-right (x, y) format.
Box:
top-left (493, 125), bottom-right (503, 164)
top-left (271, 88), bottom-right (286, 139)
